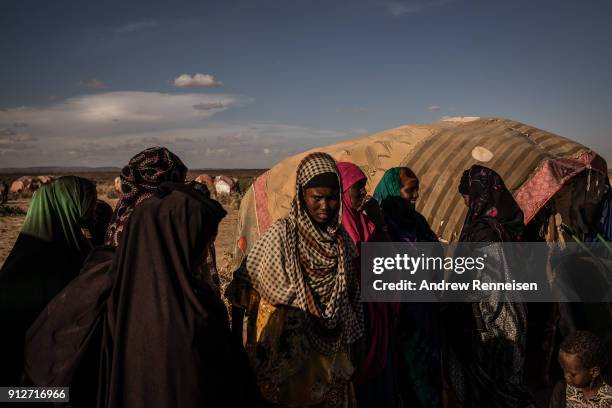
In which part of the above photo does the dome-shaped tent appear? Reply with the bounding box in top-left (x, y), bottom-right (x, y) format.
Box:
top-left (194, 173), bottom-right (216, 198)
top-left (214, 175), bottom-right (240, 196)
top-left (9, 176), bottom-right (34, 194)
top-left (232, 118), bottom-right (608, 266)
top-left (195, 173), bottom-right (214, 188)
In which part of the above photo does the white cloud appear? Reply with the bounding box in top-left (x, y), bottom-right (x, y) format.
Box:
top-left (0, 128), bottom-right (37, 142)
top-left (174, 73), bottom-right (223, 88)
top-left (0, 91), bottom-right (365, 168)
top-left (192, 102), bottom-right (225, 111)
top-left (78, 79), bottom-right (108, 90)
top-left (0, 128), bottom-right (38, 154)
top-left (114, 19), bottom-right (159, 34)
top-left (206, 147), bottom-right (229, 157)
top-left (1, 91), bottom-right (240, 127)
top-left (428, 105), bottom-right (441, 111)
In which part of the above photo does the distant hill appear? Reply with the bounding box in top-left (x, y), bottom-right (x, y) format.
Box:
top-left (0, 166), bottom-right (121, 174)
top-left (0, 167), bottom-right (267, 175)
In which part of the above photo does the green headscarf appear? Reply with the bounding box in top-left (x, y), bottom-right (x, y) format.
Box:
top-left (21, 176), bottom-right (97, 252)
top-left (373, 167), bottom-right (402, 204)
top-left (373, 167), bottom-right (437, 242)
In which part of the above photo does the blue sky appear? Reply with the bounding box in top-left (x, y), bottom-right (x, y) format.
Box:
top-left (1, 0), bottom-right (610, 168)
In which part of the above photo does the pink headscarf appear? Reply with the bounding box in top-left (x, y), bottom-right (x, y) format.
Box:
top-left (337, 162), bottom-right (376, 251)
top-left (338, 162), bottom-right (393, 384)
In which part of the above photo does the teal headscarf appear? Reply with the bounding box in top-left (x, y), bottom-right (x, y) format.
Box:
top-left (21, 176), bottom-right (96, 252)
top-left (373, 167), bottom-right (412, 229)
top-left (373, 167), bottom-right (437, 242)
top-left (373, 167), bottom-right (403, 205)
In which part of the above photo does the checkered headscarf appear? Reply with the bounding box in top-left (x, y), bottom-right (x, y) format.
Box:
top-left (239, 152), bottom-right (364, 355)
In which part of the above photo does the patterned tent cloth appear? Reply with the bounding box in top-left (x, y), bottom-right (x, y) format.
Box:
top-left (232, 117), bottom-right (608, 268)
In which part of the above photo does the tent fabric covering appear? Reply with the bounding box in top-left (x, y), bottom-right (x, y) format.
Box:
top-left (214, 175), bottom-right (240, 195)
top-left (232, 118), bottom-right (608, 268)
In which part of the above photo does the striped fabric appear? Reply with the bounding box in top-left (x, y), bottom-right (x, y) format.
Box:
top-left (232, 118), bottom-right (608, 267)
top-left (400, 120), bottom-right (600, 241)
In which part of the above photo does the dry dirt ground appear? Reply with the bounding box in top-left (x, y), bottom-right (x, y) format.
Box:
top-left (0, 198), bottom-right (30, 263)
top-left (0, 197), bottom-right (240, 275)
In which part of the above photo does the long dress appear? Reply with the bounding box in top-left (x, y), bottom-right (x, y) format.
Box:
top-left (447, 165), bottom-right (534, 407)
top-left (373, 167), bottom-right (443, 408)
top-left (0, 176), bottom-right (96, 386)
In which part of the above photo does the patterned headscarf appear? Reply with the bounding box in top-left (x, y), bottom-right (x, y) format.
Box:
top-left (105, 147), bottom-right (187, 246)
top-left (239, 152), bottom-right (364, 355)
top-left (459, 165), bottom-right (524, 242)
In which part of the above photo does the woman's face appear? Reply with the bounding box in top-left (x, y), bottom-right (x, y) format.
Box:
top-left (399, 175), bottom-right (419, 208)
top-left (348, 179), bottom-right (367, 211)
top-left (303, 187), bottom-right (340, 226)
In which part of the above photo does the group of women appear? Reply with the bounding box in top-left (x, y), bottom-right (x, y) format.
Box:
top-left (0, 146), bottom-right (572, 407)
top-left (228, 153), bottom-right (536, 407)
top-left (0, 147), bottom-right (255, 407)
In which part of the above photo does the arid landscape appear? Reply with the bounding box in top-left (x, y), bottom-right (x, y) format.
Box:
top-left (0, 170), bottom-right (265, 284)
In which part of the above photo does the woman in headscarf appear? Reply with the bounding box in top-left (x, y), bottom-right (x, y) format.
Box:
top-left (446, 164), bottom-right (534, 407)
top-left (337, 162), bottom-right (377, 247)
top-left (373, 167), bottom-right (443, 407)
top-left (337, 162), bottom-right (400, 407)
top-left (25, 182), bottom-right (257, 407)
top-left (373, 167), bottom-right (437, 243)
top-left (228, 152), bottom-right (365, 407)
top-left (457, 164), bottom-right (524, 243)
top-left (105, 146), bottom-right (187, 247)
top-left (0, 176), bottom-right (97, 386)
top-left (105, 146), bottom-right (222, 295)
top-left (104, 146), bottom-right (223, 297)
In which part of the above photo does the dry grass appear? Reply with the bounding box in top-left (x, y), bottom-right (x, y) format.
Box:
top-left (0, 205), bottom-right (26, 216)
top-left (0, 198), bottom-right (31, 264)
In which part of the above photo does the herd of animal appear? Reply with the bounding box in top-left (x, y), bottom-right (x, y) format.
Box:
top-left (0, 175), bottom-right (55, 204)
top-left (0, 173), bottom-right (241, 205)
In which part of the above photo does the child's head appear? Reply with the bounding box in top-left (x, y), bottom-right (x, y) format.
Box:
top-left (559, 331), bottom-right (608, 389)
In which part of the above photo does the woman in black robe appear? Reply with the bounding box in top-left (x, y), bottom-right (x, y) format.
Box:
top-left (445, 165), bottom-right (534, 407)
top-left (25, 182), bottom-right (257, 407)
